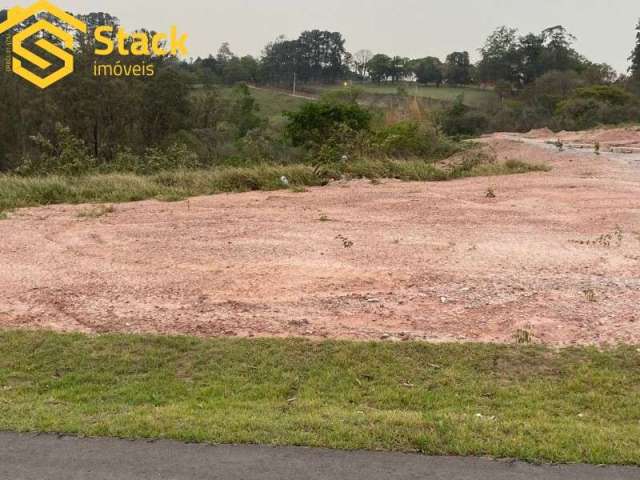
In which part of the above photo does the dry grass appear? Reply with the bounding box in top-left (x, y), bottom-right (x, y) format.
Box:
top-left (0, 159), bottom-right (549, 214)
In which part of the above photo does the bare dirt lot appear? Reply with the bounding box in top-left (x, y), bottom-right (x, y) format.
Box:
top-left (1, 131), bottom-right (640, 345)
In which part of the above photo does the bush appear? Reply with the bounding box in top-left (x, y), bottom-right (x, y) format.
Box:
top-left (519, 71), bottom-right (585, 116)
top-left (571, 85), bottom-right (635, 106)
top-left (374, 121), bottom-right (458, 158)
top-left (486, 101), bottom-right (553, 132)
top-left (104, 144), bottom-right (200, 175)
top-left (228, 83), bottom-right (264, 136)
top-left (555, 86), bottom-right (640, 130)
top-left (485, 79), bottom-right (640, 133)
top-left (16, 123), bottom-right (96, 176)
top-left (439, 98), bottom-right (490, 137)
top-left (237, 129), bottom-right (274, 163)
top-left (284, 101), bottom-right (372, 146)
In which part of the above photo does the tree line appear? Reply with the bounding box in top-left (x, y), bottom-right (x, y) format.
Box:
top-left (185, 23), bottom-right (636, 90)
top-left (3, 5), bottom-right (640, 174)
top-left (0, 9), bottom-right (264, 172)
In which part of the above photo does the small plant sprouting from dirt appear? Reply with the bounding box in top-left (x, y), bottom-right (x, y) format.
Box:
top-left (77, 205), bottom-right (115, 219)
top-left (583, 289), bottom-right (597, 303)
top-left (290, 186), bottom-right (308, 193)
top-left (594, 142), bottom-right (601, 156)
top-left (319, 214), bottom-right (331, 222)
top-left (514, 329), bottom-right (534, 345)
top-left (336, 234), bottom-right (354, 248)
top-left (485, 187), bottom-right (496, 198)
top-left (554, 139), bottom-right (564, 152)
top-left (570, 226), bottom-right (623, 248)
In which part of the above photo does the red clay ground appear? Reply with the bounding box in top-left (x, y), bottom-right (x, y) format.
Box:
top-left (1, 133), bottom-right (640, 345)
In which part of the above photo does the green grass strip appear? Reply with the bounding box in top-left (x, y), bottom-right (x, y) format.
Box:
top-left (0, 331), bottom-right (638, 464)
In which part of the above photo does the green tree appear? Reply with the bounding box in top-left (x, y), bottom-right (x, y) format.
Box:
top-left (444, 51), bottom-right (472, 85)
top-left (412, 57), bottom-right (443, 86)
top-left (477, 26), bottom-right (520, 84)
top-left (296, 30), bottom-right (347, 83)
top-left (260, 36), bottom-right (299, 86)
top-left (518, 33), bottom-right (546, 84)
top-left (477, 25), bottom-right (589, 88)
top-left (228, 83), bottom-right (262, 136)
top-left (540, 26), bottom-right (580, 72)
top-left (141, 68), bottom-right (191, 147)
top-left (389, 56), bottom-right (410, 83)
top-left (629, 19), bottom-right (640, 80)
top-left (367, 54), bottom-right (392, 83)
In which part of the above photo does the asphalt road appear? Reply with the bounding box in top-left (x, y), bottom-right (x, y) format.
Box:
top-left (1, 433), bottom-right (638, 480)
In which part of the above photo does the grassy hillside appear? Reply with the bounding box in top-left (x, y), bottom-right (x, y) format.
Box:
top-left (190, 85), bottom-right (310, 126)
top-left (246, 87), bottom-right (311, 119)
top-left (315, 84), bottom-right (497, 108)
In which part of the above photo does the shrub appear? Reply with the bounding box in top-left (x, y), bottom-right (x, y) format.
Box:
top-left (308, 124), bottom-right (371, 175)
top-left (486, 101), bottom-right (552, 133)
top-left (101, 143), bottom-right (200, 175)
top-left (284, 101), bottom-right (372, 146)
top-left (228, 83), bottom-right (264, 137)
top-left (17, 123), bottom-right (96, 176)
top-left (376, 121), bottom-right (428, 157)
top-left (519, 70), bottom-right (585, 115)
top-left (555, 87), bottom-right (640, 130)
top-left (238, 129), bottom-right (277, 163)
top-left (571, 85), bottom-right (635, 106)
top-left (439, 97), bottom-right (489, 137)
top-left (374, 121), bottom-right (458, 158)
top-left (142, 143), bottom-right (200, 174)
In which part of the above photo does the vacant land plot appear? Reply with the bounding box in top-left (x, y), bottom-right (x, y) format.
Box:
top-left (1, 134), bottom-right (639, 345)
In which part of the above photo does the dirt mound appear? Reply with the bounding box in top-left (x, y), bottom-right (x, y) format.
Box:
top-left (1, 137), bottom-right (639, 346)
top-left (538, 127), bottom-right (640, 146)
top-left (524, 128), bottom-right (555, 139)
top-left (438, 144), bottom-right (497, 172)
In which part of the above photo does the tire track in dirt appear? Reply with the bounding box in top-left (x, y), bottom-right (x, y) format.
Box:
top-left (1, 132), bottom-right (640, 344)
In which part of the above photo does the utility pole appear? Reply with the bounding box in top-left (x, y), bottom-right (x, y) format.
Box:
top-left (292, 72), bottom-right (297, 96)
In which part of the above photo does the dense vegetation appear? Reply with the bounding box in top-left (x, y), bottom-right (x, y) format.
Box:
top-left (3, 8), bottom-right (640, 178)
top-left (0, 9), bottom-right (461, 176)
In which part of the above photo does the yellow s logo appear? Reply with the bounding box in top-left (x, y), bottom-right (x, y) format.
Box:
top-left (0, 0), bottom-right (87, 89)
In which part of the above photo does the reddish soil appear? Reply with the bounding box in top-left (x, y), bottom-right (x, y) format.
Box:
top-left (524, 126), bottom-right (640, 148)
top-left (1, 134), bottom-right (640, 345)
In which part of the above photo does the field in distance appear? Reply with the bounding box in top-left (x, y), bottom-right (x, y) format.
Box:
top-left (315, 83), bottom-right (498, 108)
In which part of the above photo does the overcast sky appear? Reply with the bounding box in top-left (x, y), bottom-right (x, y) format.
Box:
top-left (21, 0), bottom-right (640, 73)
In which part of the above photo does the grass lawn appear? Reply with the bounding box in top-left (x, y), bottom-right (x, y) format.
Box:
top-left (0, 158), bottom-right (548, 214)
top-left (318, 84), bottom-right (498, 108)
top-left (246, 87), bottom-right (310, 120)
top-left (190, 86), bottom-right (310, 128)
top-left (0, 331), bottom-right (638, 465)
